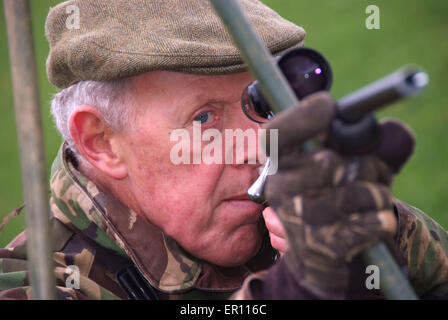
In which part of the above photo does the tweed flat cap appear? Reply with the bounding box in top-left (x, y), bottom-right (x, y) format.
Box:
top-left (45, 0), bottom-right (305, 89)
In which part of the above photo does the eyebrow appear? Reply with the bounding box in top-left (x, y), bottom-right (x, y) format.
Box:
top-left (173, 95), bottom-right (240, 128)
top-left (184, 76), bottom-right (245, 104)
top-left (169, 76), bottom-right (247, 125)
top-left (192, 88), bottom-right (243, 106)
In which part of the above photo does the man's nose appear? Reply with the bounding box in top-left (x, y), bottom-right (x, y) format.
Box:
top-left (226, 103), bottom-right (265, 168)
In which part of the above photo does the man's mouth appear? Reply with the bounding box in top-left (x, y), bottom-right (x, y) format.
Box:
top-left (225, 193), bottom-right (251, 201)
top-left (221, 193), bottom-right (265, 219)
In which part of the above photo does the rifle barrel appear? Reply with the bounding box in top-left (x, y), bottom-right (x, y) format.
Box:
top-left (337, 68), bottom-right (429, 122)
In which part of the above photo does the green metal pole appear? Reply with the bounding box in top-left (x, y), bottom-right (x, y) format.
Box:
top-left (210, 0), bottom-right (297, 113)
top-left (210, 0), bottom-right (418, 300)
top-left (3, 0), bottom-right (56, 299)
top-left (363, 243), bottom-right (418, 300)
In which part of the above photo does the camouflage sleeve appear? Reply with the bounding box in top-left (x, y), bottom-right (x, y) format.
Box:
top-left (0, 245), bottom-right (80, 299)
top-left (395, 199), bottom-right (448, 299)
top-left (231, 258), bottom-right (318, 300)
top-left (0, 230), bottom-right (122, 300)
top-left (0, 248), bottom-right (121, 300)
top-left (233, 200), bottom-right (448, 300)
top-left (0, 272), bottom-right (120, 300)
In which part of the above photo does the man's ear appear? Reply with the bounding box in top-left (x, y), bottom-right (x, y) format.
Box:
top-left (69, 105), bottom-right (128, 179)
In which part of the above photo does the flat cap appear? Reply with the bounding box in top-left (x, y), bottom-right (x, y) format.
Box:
top-left (45, 0), bottom-right (305, 89)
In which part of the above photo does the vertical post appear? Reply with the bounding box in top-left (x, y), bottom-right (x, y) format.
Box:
top-left (3, 0), bottom-right (55, 299)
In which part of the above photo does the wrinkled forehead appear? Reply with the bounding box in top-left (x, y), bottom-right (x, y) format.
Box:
top-left (130, 70), bottom-right (255, 111)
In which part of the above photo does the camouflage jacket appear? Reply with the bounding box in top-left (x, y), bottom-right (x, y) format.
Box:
top-left (0, 145), bottom-right (276, 299)
top-left (1, 144), bottom-right (448, 299)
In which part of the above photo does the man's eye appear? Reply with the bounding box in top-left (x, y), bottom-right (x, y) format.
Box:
top-left (194, 111), bottom-right (214, 124)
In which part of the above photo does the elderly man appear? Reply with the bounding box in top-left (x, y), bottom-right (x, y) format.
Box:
top-left (1, 0), bottom-right (448, 300)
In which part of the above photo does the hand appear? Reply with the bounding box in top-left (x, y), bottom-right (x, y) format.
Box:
top-left (263, 207), bottom-right (289, 256)
top-left (263, 92), bottom-right (414, 299)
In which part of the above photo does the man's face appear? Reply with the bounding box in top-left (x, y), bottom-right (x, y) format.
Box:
top-left (114, 71), bottom-right (265, 267)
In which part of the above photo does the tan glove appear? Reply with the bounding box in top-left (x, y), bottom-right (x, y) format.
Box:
top-left (263, 92), bottom-right (414, 299)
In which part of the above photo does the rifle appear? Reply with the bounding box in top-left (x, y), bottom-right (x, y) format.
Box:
top-left (210, 0), bottom-right (427, 300)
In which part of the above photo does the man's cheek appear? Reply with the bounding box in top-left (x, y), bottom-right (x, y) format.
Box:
top-left (147, 186), bottom-right (210, 230)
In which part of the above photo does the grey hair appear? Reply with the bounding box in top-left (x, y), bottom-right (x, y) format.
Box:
top-left (50, 78), bottom-right (136, 161)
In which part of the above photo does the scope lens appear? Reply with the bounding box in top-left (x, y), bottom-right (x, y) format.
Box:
top-left (278, 48), bottom-right (332, 100)
top-left (241, 48), bottom-right (332, 123)
top-left (241, 84), bottom-right (274, 123)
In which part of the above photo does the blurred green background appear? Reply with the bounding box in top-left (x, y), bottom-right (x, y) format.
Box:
top-left (0, 0), bottom-right (447, 247)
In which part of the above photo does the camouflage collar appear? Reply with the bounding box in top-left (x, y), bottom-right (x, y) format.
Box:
top-left (50, 144), bottom-right (273, 294)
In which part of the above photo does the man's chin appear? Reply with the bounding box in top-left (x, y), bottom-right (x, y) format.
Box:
top-left (210, 232), bottom-right (263, 267)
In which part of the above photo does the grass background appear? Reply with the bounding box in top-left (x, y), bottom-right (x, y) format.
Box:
top-left (0, 0), bottom-right (447, 247)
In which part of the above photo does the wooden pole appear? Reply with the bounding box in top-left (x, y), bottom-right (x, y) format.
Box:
top-left (3, 0), bottom-right (56, 299)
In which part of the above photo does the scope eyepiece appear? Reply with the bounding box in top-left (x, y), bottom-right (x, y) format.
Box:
top-left (241, 47), bottom-right (333, 123)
